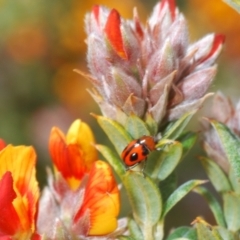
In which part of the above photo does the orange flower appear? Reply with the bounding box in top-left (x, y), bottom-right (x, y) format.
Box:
top-left (0, 145), bottom-right (40, 239)
top-left (72, 160), bottom-right (120, 236)
top-left (49, 119), bottom-right (98, 190)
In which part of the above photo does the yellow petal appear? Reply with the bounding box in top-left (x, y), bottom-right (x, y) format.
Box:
top-left (74, 160), bottom-right (120, 235)
top-left (66, 119), bottom-right (98, 170)
top-left (0, 145), bottom-right (39, 235)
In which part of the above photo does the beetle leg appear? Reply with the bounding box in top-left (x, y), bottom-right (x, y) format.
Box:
top-left (125, 162), bottom-right (140, 171)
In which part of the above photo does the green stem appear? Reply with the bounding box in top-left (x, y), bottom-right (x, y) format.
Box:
top-left (142, 224), bottom-right (154, 240)
top-left (154, 220), bottom-right (164, 240)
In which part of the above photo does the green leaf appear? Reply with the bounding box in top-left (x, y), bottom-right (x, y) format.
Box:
top-left (145, 113), bottom-right (158, 136)
top-left (194, 186), bottom-right (226, 227)
top-left (166, 226), bottom-right (197, 240)
top-left (123, 172), bottom-right (162, 238)
top-left (229, 167), bottom-right (240, 194)
top-left (212, 226), bottom-right (239, 240)
top-left (223, 0), bottom-right (240, 13)
top-left (162, 180), bottom-right (207, 218)
top-left (177, 131), bottom-right (197, 157)
top-left (128, 218), bottom-right (144, 240)
top-left (159, 172), bottom-right (178, 203)
top-left (171, 239), bottom-right (192, 240)
top-left (125, 115), bottom-right (150, 139)
top-left (95, 144), bottom-right (126, 177)
top-left (167, 238), bottom-right (191, 240)
top-left (211, 120), bottom-right (240, 179)
top-left (199, 156), bottom-right (232, 193)
top-left (95, 115), bottom-right (132, 154)
top-left (223, 192), bottom-right (240, 232)
top-left (195, 222), bottom-right (216, 240)
top-left (147, 141), bottom-right (182, 182)
top-left (162, 110), bottom-right (197, 140)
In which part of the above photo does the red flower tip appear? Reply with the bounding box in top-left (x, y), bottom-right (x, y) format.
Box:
top-left (211, 34), bottom-right (225, 54)
top-left (104, 9), bottom-right (128, 60)
top-left (92, 5), bottom-right (100, 25)
top-left (214, 34), bottom-right (225, 45)
top-left (0, 139), bottom-right (6, 151)
top-left (133, 8), bottom-right (144, 40)
top-left (161, 0), bottom-right (176, 21)
top-left (200, 34), bottom-right (225, 64)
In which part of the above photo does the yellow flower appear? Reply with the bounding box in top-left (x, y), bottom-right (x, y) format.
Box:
top-left (73, 160), bottom-right (120, 236)
top-left (49, 119), bottom-right (98, 190)
top-left (0, 145), bottom-right (40, 239)
top-left (39, 120), bottom-right (120, 238)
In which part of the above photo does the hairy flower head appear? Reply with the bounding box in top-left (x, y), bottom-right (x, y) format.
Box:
top-left (78, 0), bottom-right (224, 128)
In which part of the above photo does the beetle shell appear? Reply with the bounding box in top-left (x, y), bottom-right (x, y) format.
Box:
top-left (121, 135), bottom-right (156, 168)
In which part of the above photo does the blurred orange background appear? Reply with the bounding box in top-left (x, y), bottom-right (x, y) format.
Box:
top-left (0, 0), bottom-right (240, 233)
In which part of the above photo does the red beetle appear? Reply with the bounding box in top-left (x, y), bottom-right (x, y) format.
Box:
top-left (121, 135), bottom-right (157, 169)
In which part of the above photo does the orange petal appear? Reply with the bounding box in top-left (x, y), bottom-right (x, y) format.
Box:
top-left (74, 161), bottom-right (120, 235)
top-left (49, 120), bottom-right (98, 190)
top-left (49, 127), bottom-right (86, 190)
top-left (104, 9), bottom-right (128, 60)
top-left (0, 145), bottom-right (39, 237)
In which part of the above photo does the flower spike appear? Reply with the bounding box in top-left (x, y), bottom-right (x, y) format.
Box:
top-left (82, 0), bottom-right (224, 127)
top-left (202, 92), bottom-right (240, 173)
